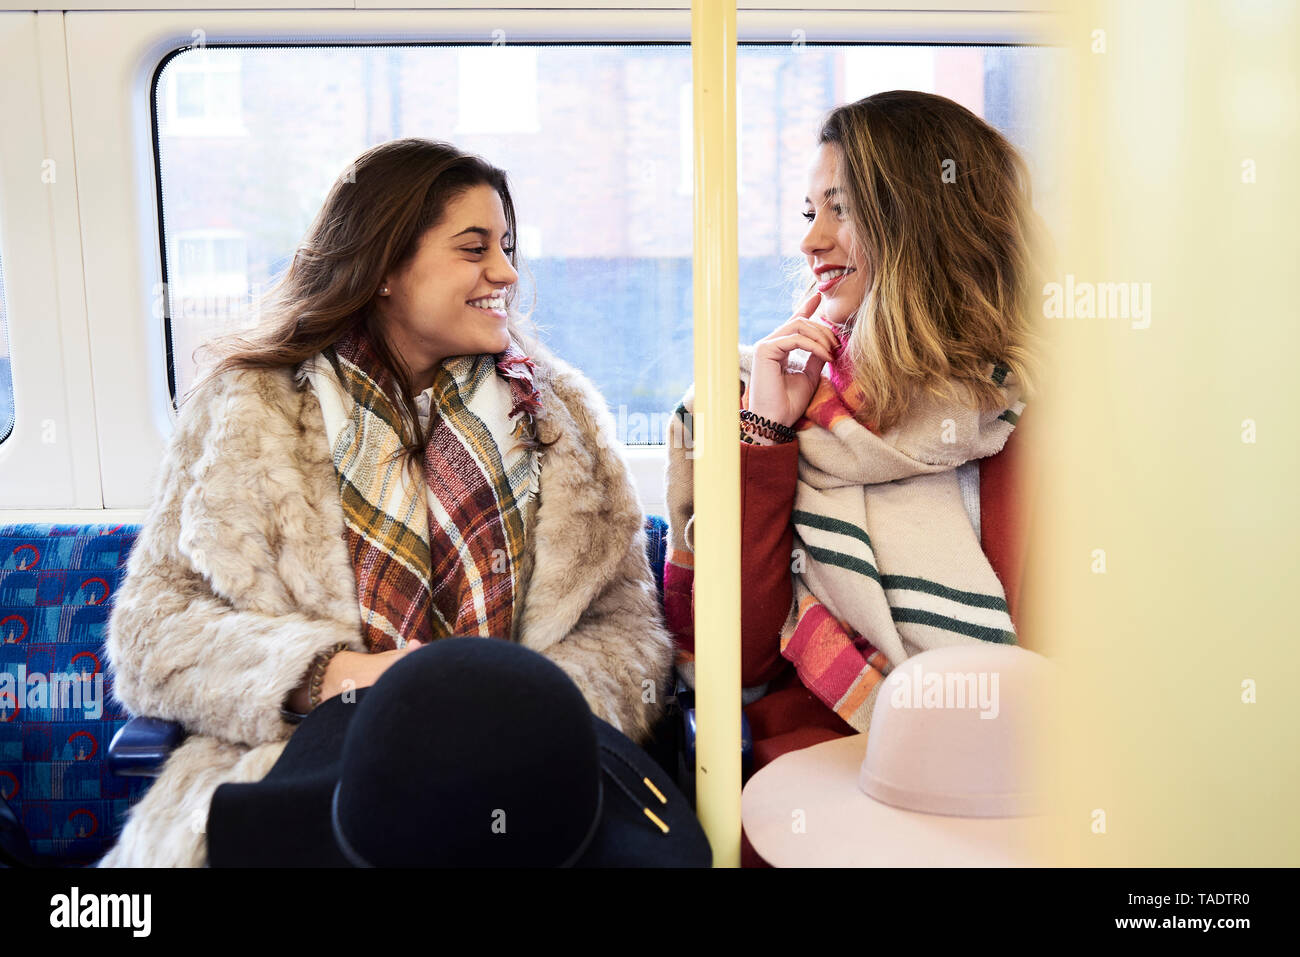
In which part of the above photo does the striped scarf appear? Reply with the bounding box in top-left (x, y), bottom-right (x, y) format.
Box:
top-left (781, 353), bottom-right (1024, 731)
top-left (299, 326), bottom-right (542, 651)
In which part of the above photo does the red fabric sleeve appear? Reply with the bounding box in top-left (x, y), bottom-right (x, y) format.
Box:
top-left (661, 439), bottom-right (801, 688)
top-left (979, 409), bottom-right (1038, 634)
top-left (662, 555), bottom-right (694, 657)
top-left (739, 439), bottom-right (801, 687)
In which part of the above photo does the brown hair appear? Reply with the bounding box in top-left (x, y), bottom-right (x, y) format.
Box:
top-left (190, 137), bottom-right (548, 479)
top-left (814, 90), bottom-right (1044, 431)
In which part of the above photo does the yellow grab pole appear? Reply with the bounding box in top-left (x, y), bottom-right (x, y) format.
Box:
top-left (690, 0), bottom-right (741, 868)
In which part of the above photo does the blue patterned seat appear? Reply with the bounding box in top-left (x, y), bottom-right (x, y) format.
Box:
top-left (0, 517), bottom-right (671, 867)
top-left (0, 524), bottom-right (151, 866)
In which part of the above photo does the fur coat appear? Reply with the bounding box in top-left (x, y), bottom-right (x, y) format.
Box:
top-left (99, 342), bottom-right (673, 867)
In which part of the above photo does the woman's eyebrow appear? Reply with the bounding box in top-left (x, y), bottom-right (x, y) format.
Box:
top-left (450, 226), bottom-right (513, 242)
top-left (803, 186), bottom-right (842, 204)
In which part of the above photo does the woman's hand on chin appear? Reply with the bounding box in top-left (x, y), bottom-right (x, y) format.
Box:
top-left (747, 291), bottom-right (837, 430)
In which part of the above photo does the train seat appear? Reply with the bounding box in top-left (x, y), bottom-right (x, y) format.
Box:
top-left (0, 524), bottom-right (152, 867)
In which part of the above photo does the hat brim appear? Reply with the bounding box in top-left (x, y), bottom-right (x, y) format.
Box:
top-left (208, 691), bottom-right (711, 868)
top-left (207, 689), bottom-right (367, 868)
top-left (576, 719), bottom-right (712, 868)
top-left (741, 733), bottom-right (1056, 867)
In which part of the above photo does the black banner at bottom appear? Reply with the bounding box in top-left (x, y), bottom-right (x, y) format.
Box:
top-left (0, 866), bottom-right (1288, 942)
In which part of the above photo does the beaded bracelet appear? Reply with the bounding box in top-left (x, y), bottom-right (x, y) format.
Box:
top-left (308, 642), bottom-right (352, 710)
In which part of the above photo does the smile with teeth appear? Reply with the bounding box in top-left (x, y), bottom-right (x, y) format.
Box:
top-left (818, 267), bottom-right (856, 292)
top-left (467, 295), bottom-right (507, 316)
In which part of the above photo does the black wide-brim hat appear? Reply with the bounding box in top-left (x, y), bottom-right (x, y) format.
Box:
top-left (207, 638), bottom-right (711, 867)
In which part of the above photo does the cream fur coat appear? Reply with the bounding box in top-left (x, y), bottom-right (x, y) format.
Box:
top-left (99, 342), bottom-right (672, 867)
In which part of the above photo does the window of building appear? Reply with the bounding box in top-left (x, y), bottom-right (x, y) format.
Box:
top-left (162, 50), bottom-right (246, 138)
top-left (166, 230), bottom-right (251, 375)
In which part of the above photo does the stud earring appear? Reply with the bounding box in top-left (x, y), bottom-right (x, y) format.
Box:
top-left (379, 285), bottom-right (389, 296)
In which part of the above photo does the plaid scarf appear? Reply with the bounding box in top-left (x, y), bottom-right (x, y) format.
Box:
top-left (779, 352), bottom-right (1024, 731)
top-left (300, 326), bottom-right (542, 651)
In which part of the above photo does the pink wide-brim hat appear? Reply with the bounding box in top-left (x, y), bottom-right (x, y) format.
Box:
top-left (741, 644), bottom-right (1061, 867)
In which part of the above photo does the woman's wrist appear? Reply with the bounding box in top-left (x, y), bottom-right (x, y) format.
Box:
top-left (319, 650), bottom-right (363, 702)
top-left (284, 646), bottom-right (358, 716)
top-left (746, 401), bottom-right (797, 431)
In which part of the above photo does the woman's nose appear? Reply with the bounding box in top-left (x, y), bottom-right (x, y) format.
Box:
top-left (800, 215), bottom-right (833, 259)
top-left (489, 247), bottom-right (519, 287)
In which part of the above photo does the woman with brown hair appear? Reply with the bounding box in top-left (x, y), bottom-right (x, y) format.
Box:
top-left (664, 91), bottom-right (1044, 862)
top-left (101, 138), bottom-right (675, 866)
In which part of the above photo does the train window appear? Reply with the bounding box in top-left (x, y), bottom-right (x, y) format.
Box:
top-left (154, 43), bottom-right (1055, 441)
top-left (0, 232), bottom-right (12, 445)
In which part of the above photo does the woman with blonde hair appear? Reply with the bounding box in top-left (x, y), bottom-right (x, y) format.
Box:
top-left (101, 138), bottom-right (679, 866)
top-left (664, 90), bottom-right (1043, 864)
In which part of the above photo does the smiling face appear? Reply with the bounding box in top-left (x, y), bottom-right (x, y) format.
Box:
top-left (374, 183), bottom-right (518, 392)
top-left (801, 143), bottom-right (871, 329)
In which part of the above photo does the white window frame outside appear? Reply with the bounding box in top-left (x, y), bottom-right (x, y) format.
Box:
top-left (161, 49), bottom-right (248, 138)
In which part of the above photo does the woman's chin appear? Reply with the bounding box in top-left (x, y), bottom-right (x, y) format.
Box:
top-left (467, 325), bottom-right (512, 355)
top-left (443, 335), bottom-right (511, 359)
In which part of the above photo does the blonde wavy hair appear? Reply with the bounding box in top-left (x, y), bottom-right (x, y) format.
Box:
top-left (811, 90), bottom-right (1044, 431)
